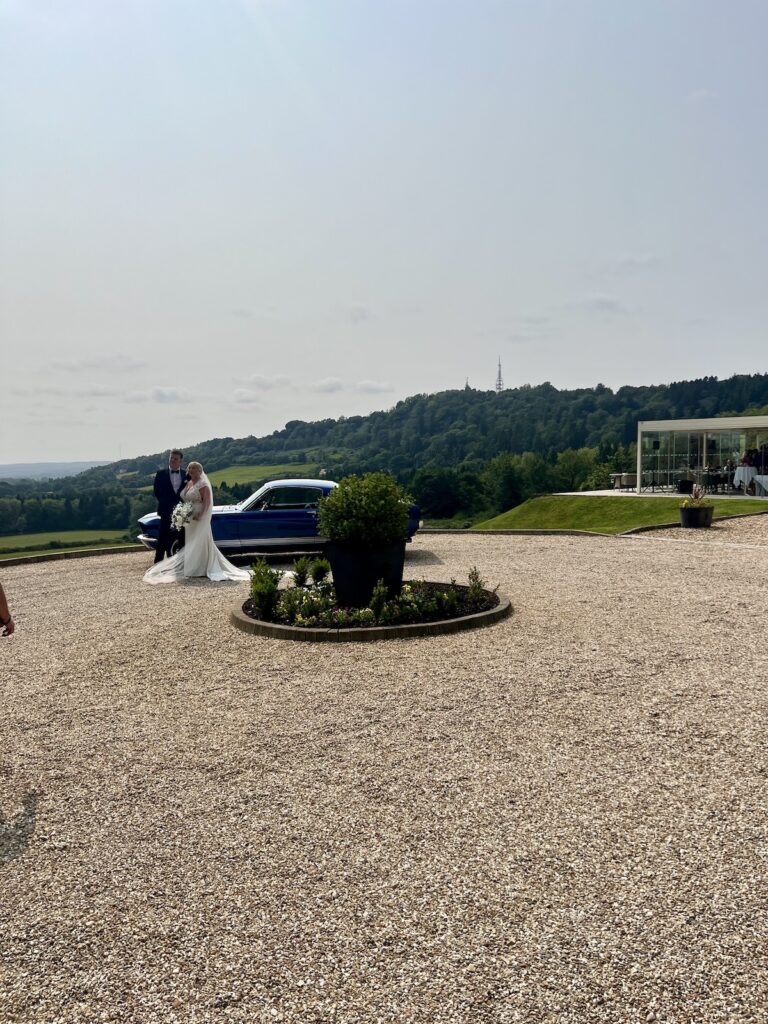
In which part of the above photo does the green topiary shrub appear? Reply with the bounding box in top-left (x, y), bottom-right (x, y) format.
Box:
top-left (317, 472), bottom-right (410, 546)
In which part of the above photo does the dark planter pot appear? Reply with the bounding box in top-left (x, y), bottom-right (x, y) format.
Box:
top-left (680, 505), bottom-right (714, 529)
top-left (676, 479), bottom-right (694, 495)
top-left (327, 540), bottom-right (406, 608)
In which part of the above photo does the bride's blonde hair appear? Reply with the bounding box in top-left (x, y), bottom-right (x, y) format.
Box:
top-left (187, 461), bottom-right (204, 474)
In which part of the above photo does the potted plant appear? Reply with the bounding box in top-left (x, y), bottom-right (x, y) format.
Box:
top-left (318, 472), bottom-right (411, 606)
top-left (679, 485), bottom-right (714, 528)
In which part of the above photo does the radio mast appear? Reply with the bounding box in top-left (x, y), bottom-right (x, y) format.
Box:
top-left (495, 357), bottom-right (504, 392)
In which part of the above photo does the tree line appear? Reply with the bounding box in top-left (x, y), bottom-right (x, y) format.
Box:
top-left (0, 489), bottom-right (140, 536)
top-left (64, 372), bottom-right (768, 483)
top-left (3, 372), bottom-right (767, 533)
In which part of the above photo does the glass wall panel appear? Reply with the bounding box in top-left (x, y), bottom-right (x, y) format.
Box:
top-left (640, 425), bottom-right (768, 493)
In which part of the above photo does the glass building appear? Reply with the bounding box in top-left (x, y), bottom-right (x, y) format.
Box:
top-left (635, 416), bottom-right (768, 493)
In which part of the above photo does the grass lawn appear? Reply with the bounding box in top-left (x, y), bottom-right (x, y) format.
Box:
top-left (0, 529), bottom-right (134, 558)
top-left (208, 463), bottom-right (319, 486)
top-left (422, 510), bottom-right (497, 529)
top-left (474, 494), bottom-right (768, 535)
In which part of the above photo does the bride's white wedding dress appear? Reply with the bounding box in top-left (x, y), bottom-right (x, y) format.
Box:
top-left (143, 475), bottom-right (250, 585)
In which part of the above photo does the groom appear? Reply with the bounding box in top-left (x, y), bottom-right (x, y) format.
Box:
top-left (153, 448), bottom-right (187, 563)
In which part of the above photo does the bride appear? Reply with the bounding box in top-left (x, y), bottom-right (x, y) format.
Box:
top-left (143, 461), bottom-right (250, 585)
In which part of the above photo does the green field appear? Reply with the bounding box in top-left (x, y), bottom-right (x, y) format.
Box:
top-left (474, 495), bottom-right (768, 535)
top-left (208, 463), bottom-right (318, 486)
top-left (0, 530), bottom-right (133, 558)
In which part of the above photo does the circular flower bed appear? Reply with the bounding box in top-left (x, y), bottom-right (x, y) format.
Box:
top-left (231, 559), bottom-right (512, 642)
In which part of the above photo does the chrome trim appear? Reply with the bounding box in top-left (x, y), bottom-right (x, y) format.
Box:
top-left (238, 536), bottom-right (325, 549)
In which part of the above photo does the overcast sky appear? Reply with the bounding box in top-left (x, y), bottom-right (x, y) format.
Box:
top-left (2, 0), bottom-right (767, 463)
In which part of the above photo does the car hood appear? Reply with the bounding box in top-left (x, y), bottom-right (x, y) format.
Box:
top-left (138, 503), bottom-right (238, 527)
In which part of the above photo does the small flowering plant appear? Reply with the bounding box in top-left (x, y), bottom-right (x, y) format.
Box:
top-left (171, 501), bottom-right (195, 530)
top-left (680, 484), bottom-right (712, 509)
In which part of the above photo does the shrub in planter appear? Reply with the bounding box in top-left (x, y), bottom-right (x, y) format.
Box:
top-left (318, 472), bottom-right (412, 606)
top-left (679, 485), bottom-right (714, 529)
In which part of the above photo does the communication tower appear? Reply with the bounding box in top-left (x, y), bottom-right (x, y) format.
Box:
top-left (495, 358), bottom-right (504, 392)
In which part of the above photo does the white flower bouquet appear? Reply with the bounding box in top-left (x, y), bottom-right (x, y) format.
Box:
top-left (171, 501), bottom-right (195, 531)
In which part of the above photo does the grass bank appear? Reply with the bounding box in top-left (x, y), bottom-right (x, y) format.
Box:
top-left (0, 529), bottom-right (135, 559)
top-left (207, 463), bottom-right (319, 486)
top-left (474, 495), bottom-right (768, 535)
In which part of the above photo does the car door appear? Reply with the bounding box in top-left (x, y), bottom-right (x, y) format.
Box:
top-left (236, 485), bottom-right (325, 550)
top-left (210, 508), bottom-right (241, 554)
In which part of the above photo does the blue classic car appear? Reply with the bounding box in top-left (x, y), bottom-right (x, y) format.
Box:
top-left (138, 478), bottom-right (421, 556)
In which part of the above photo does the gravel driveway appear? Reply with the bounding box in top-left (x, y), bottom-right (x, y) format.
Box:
top-left (1, 524), bottom-right (767, 1023)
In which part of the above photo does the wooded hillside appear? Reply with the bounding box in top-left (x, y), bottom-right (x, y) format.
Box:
top-left (77, 372), bottom-right (768, 480)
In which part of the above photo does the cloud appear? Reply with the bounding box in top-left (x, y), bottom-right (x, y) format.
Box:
top-left (354, 380), bottom-right (393, 394)
top-left (233, 388), bottom-right (262, 405)
top-left (579, 294), bottom-right (630, 316)
top-left (611, 254), bottom-right (662, 275)
top-left (346, 305), bottom-right (372, 324)
top-left (505, 333), bottom-right (541, 346)
top-left (686, 89), bottom-right (718, 104)
top-left (51, 354), bottom-right (147, 373)
top-left (307, 377), bottom-right (393, 395)
top-left (12, 385), bottom-right (67, 397)
top-left (11, 383), bottom-right (123, 398)
top-left (76, 385), bottom-right (123, 398)
top-left (124, 387), bottom-right (194, 404)
top-left (238, 374), bottom-right (290, 390)
top-left (311, 377), bottom-right (345, 393)
top-left (232, 308), bottom-right (253, 319)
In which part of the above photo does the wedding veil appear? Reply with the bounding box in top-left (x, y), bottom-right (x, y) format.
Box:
top-left (198, 471), bottom-right (214, 525)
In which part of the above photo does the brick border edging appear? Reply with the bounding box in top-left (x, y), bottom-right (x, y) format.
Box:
top-left (230, 590), bottom-right (513, 642)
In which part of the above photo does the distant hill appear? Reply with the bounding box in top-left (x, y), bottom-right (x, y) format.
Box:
top-left (75, 371), bottom-right (768, 486)
top-left (0, 460), bottom-right (111, 481)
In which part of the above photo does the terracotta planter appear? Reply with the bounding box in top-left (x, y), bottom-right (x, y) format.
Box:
top-left (679, 505), bottom-right (713, 529)
top-left (326, 540), bottom-right (406, 607)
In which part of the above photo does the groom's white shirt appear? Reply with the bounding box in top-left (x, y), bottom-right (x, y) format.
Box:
top-left (169, 468), bottom-right (182, 494)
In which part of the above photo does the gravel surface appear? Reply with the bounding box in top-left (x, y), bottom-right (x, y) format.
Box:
top-left (1, 526), bottom-right (767, 1023)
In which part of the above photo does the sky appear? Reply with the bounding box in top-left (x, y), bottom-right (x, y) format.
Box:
top-left (2, 0), bottom-right (767, 463)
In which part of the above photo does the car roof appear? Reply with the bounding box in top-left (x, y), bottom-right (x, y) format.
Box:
top-left (259, 479), bottom-right (337, 489)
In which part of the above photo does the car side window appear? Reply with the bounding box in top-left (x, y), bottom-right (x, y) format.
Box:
top-left (258, 487), bottom-right (323, 509)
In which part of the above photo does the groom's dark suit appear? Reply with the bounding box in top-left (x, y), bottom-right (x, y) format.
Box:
top-left (153, 466), bottom-right (187, 563)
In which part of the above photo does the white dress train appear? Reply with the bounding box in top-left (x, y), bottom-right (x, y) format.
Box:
top-left (143, 477), bottom-right (250, 585)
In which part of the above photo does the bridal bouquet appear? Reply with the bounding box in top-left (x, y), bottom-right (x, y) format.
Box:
top-left (171, 501), bottom-right (195, 531)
